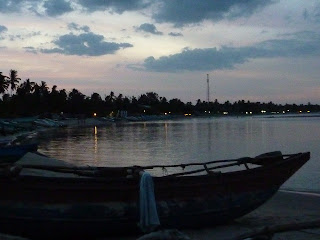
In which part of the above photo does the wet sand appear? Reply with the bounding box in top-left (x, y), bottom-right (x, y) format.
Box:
top-left (107, 190), bottom-right (320, 240)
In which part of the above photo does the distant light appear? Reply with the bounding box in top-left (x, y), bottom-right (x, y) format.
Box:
top-left (164, 113), bottom-right (167, 115)
top-left (261, 110), bottom-right (266, 113)
top-left (208, 111), bottom-right (211, 114)
top-left (282, 111), bottom-right (286, 114)
top-left (93, 113), bottom-right (97, 117)
top-left (246, 112), bottom-right (248, 114)
top-left (299, 111), bottom-right (302, 113)
top-left (169, 112), bottom-right (171, 114)
top-left (307, 111), bottom-right (311, 113)
top-left (143, 110), bottom-right (146, 113)
top-left (223, 112), bottom-right (228, 115)
top-left (250, 112), bottom-right (252, 114)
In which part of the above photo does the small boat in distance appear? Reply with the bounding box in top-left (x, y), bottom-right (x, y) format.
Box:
top-left (0, 151), bottom-right (310, 239)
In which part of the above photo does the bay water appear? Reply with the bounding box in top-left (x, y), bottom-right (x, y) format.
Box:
top-left (36, 115), bottom-right (320, 193)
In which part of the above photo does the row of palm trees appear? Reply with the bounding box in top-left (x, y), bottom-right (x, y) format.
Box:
top-left (1, 69), bottom-right (319, 118)
top-left (0, 70), bottom-right (191, 117)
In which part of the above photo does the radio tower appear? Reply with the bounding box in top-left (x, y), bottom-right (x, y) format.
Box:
top-left (207, 74), bottom-right (210, 103)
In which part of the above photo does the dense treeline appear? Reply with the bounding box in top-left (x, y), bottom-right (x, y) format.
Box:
top-left (0, 70), bottom-right (319, 118)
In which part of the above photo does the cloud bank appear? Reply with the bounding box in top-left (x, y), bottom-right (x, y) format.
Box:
top-left (41, 31), bottom-right (133, 56)
top-left (152, 0), bottom-right (277, 27)
top-left (0, 0), bottom-right (73, 16)
top-left (141, 31), bottom-right (320, 72)
top-left (76, 0), bottom-right (152, 14)
top-left (43, 0), bottom-right (73, 16)
top-left (0, 0), bottom-right (277, 26)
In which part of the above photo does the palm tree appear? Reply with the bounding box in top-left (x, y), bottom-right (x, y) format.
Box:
top-left (0, 72), bottom-right (9, 95)
top-left (16, 78), bottom-right (35, 96)
top-left (8, 69), bottom-right (21, 96)
top-left (34, 81), bottom-right (49, 97)
top-left (105, 91), bottom-right (115, 103)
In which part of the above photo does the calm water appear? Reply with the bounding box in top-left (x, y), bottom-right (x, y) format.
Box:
top-left (36, 115), bottom-right (320, 193)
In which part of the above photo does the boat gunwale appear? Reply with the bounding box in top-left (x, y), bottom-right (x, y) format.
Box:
top-left (0, 152), bottom-right (310, 184)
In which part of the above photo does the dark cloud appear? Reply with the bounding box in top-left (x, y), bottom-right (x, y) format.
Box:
top-left (0, 0), bottom-right (44, 13)
top-left (0, 0), bottom-right (72, 16)
top-left (0, 0), bottom-right (24, 12)
top-left (303, 9), bottom-right (309, 20)
top-left (9, 34), bottom-right (22, 41)
top-left (76, 0), bottom-right (152, 14)
top-left (24, 46), bottom-right (37, 54)
top-left (0, 0), bottom-right (276, 24)
top-left (8, 31), bottom-right (41, 41)
top-left (313, 3), bottom-right (320, 22)
top-left (141, 31), bottom-right (320, 72)
top-left (152, 0), bottom-right (277, 27)
top-left (0, 25), bottom-right (8, 33)
top-left (43, 0), bottom-right (73, 16)
top-left (40, 32), bottom-right (133, 56)
top-left (68, 22), bottom-right (90, 32)
top-left (168, 32), bottom-right (183, 37)
top-left (135, 23), bottom-right (163, 35)
top-left (0, 25), bottom-right (8, 40)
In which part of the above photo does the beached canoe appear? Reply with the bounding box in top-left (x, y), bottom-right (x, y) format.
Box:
top-left (0, 143), bottom-right (38, 163)
top-left (0, 151), bottom-right (310, 239)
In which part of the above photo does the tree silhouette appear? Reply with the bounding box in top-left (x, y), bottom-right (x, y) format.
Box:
top-left (0, 72), bottom-right (9, 95)
top-left (8, 69), bottom-right (21, 96)
top-left (1, 68), bottom-right (320, 118)
top-left (17, 78), bottom-right (35, 96)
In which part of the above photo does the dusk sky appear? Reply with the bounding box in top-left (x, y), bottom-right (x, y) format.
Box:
top-left (0, 0), bottom-right (320, 104)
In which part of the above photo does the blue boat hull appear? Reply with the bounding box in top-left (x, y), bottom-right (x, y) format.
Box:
top-left (0, 143), bottom-right (38, 162)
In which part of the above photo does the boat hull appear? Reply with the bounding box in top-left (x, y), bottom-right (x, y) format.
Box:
top-left (0, 152), bottom-right (310, 239)
top-left (0, 143), bottom-right (38, 163)
top-left (0, 188), bottom-right (278, 239)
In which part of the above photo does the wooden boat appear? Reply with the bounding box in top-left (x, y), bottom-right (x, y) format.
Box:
top-left (0, 151), bottom-right (310, 239)
top-left (0, 143), bottom-right (38, 163)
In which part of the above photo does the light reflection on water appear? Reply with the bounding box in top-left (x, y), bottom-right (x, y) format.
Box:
top-left (36, 116), bottom-right (320, 192)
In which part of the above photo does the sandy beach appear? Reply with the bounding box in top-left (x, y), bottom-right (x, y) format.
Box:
top-left (105, 190), bottom-right (320, 240)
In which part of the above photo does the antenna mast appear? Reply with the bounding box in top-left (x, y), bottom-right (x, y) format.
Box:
top-left (207, 74), bottom-right (210, 103)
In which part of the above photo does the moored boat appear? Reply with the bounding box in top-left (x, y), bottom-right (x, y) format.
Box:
top-left (0, 143), bottom-right (38, 163)
top-left (0, 151), bottom-right (310, 239)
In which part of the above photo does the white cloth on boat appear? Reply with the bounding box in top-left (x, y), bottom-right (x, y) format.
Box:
top-left (139, 172), bottom-right (160, 232)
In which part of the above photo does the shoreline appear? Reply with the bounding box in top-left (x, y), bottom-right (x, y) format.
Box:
top-left (0, 117), bottom-right (113, 142)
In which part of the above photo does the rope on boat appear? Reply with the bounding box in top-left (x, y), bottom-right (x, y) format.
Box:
top-left (0, 152), bottom-right (301, 178)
